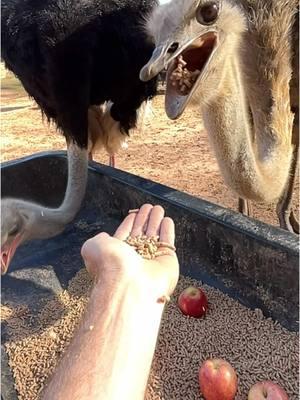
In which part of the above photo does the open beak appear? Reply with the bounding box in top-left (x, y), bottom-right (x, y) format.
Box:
top-left (1, 234), bottom-right (22, 275)
top-left (140, 31), bottom-right (219, 119)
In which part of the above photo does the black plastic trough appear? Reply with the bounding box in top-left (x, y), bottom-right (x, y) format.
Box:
top-left (1, 151), bottom-right (299, 400)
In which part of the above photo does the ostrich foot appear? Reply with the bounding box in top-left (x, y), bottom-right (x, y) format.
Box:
top-left (109, 155), bottom-right (115, 168)
top-left (238, 198), bottom-right (253, 217)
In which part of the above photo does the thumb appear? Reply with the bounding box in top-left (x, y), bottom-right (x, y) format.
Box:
top-left (81, 232), bottom-right (111, 278)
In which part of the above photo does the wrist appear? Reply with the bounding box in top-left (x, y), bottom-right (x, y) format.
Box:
top-left (92, 270), bottom-right (167, 311)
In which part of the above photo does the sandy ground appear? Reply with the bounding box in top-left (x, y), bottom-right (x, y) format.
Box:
top-left (1, 74), bottom-right (299, 229)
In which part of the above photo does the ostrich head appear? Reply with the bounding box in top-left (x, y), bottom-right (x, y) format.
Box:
top-left (1, 143), bottom-right (88, 275)
top-left (1, 199), bottom-right (67, 275)
top-left (140, 0), bottom-right (246, 119)
top-left (1, 200), bottom-right (33, 274)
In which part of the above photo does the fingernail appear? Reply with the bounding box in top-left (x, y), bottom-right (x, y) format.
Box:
top-left (128, 209), bottom-right (139, 214)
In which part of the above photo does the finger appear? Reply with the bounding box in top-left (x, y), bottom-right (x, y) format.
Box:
top-left (146, 205), bottom-right (165, 237)
top-left (130, 204), bottom-right (153, 237)
top-left (114, 213), bottom-right (136, 240)
top-left (159, 217), bottom-right (175, 246)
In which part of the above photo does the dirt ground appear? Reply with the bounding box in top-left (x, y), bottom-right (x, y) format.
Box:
top-left (1, 72), bottom-right (299, 229)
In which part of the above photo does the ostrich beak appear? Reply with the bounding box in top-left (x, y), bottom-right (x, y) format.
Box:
top-left (140, 44), bottom-right (172, 82)
top-left (1, 233), bottom-right (23, 275)
top-left (140, 30), bottom-right (219, 119)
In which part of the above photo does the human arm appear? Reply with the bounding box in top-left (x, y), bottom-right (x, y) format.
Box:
top-left (42, 204), bottom-right (179, 400)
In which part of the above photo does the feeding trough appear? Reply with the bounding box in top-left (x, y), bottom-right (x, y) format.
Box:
top-left (1, 151), bottom-right (299, 400)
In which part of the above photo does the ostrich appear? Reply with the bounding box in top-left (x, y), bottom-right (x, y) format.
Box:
top-left (1, 0), bottom-right (158, 274)
top-left (140, 0), bottom-right (299, 233)
top-left (87, 102), bottom-right (129, 166)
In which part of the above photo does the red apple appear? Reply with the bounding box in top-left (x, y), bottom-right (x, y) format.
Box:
top-left (199, 358), bottom-right (238, 400)
top-left (178, 286), bottom-right (208, 318)
top-left (248, 381), bottom-right (288, 400)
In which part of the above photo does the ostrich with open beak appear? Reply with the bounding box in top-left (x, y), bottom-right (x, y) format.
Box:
top-left (140, 0), bottom-right (299, 233)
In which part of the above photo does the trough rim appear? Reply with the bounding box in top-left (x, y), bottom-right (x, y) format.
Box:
top-left (1, 150), bottom-right (298, 256)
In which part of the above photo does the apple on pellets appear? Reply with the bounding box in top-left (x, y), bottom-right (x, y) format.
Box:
top-left (177, 286), bottom-right (208, 318)
top-left (177, 286), bottom-right (290, 400)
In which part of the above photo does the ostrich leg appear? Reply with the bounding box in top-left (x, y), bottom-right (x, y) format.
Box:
top-left (109, 155), bottom-right (116, 167)
top-left (87, 153), bottom-right (114, 166)
top-left (238, 143), bottom-right (299, 233)
top-left (276, 141), bottom-right (299, 234)
top-left (239, 141), bottom-right (299, 233)
top-left (238, 198), bottom-right (253, 217)
top-left (276, 8), bottom-right (300, 234)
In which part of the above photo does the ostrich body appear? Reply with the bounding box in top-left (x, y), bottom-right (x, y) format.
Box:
top-left (1, 0), bottom-right (158, 273)
top-left (140, 0), bottom-right (299, 232)
top-left (87, 102), bottom-right (129, 166)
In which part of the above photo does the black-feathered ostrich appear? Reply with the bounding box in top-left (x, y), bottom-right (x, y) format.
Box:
top-left (1, 0), bottom-right (158, 274)
top-left (140, 0), bottom-right (299, 233)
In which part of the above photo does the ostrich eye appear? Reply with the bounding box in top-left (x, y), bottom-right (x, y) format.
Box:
top-left (196, 2), bottom-right (219, 25)
top-left (8, 225), bottom-right (19, 237)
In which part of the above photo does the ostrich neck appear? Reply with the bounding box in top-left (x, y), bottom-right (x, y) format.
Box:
top-left (23, 143), bottom-right (88, 241)
top-left (202, 56), bottom-right (293, 203)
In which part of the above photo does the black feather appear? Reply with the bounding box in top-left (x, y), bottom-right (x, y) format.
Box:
top-left (1, 0), bottom-right (158, 147)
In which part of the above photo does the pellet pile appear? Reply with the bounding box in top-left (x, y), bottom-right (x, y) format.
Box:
top-left (146, 276), bottom-right (299, 400)
top-left (125, 234), bottom-right (175, 259)
top-left (1, 271), bottom-right (298, 400)
top-left (169, 56), bottom-right (201, 95)
top-left (2, 269), bottom-right (92, 400)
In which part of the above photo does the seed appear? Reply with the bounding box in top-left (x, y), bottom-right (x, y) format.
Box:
top-left (183, 79), bottom-right (193, 88)
top-left (125, 235), bottom-right (172, 260)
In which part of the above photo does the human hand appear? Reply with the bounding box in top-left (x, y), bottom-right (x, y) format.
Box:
top-left (81, 204), bottom-right (179, 302)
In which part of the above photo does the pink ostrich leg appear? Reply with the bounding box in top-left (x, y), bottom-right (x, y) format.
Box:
top-left (109, 155), bottom-right (116, 167)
